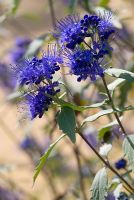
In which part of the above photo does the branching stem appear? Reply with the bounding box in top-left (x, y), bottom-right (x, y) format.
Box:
top-left (78, 132), bottom-right (134, 193)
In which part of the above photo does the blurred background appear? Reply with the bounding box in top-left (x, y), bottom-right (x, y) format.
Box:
top-left (0, 0), bottom-right (134, 199)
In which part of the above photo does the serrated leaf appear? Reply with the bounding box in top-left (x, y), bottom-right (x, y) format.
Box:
top-left (11, 0), bottom-right (21, 14)
top-left (123, 135), bottom-right (134, 172)
top-left (33, 134), bottom-right (65, 184)
top-left (98, 117), bottom-right (123, 140)
top-left (25, 34), bottom-right (49, 57)
top-left (57, 107), bottom-right (76, 143)
top-left (81, 109), bottom-right (113, 126)
top-left (91, 168), bottom-right (108, 200)
top-left (58, 99), bottom-right (107, 111)
top-left (105, 68), bottom-right (134, 82)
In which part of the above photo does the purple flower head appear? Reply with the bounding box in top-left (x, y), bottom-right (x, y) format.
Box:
top-left (115, 158), bottom-right (127, 170)
top-left (41, 44), bottom-right (63, 79)
top-left (55, 12), bottom-right (115, 53)
top-left (16, 57), bottom-right (43, 86)
top-left (54, 14), bottom-right (88, 49)
top-left (63, 48), bottom-right (104, 82)
top-left (16, 44), bottom-right (62, 86)
top-left (26, 82), bottom-right (60, 119)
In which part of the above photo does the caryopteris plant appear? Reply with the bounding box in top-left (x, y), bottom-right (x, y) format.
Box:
top-left (14, 11), bottom-right (134, 199)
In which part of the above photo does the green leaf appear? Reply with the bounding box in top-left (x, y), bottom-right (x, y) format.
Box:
top-left (99, 0), bottom-right (110, 7)
top-left (98, 117), bottom-right (123, 140)
top-left (68, 0), bottom-right (78, 13)
top-left (105, 68), bottom-right (134, 82)
top-left (11, 0), bottom-right (21, 14)
top-left (81, 109), bottom-right (113, 126)
top-left (25, 34), bottom-right (49, 57)
top-left (118, 82), bottom-right (132, 109)
top-left (107, 78), bottom-right (125, 95)
top-left (123, 135), bottom-right (134, 172)
top-left (57, 107), bottom-right (76, 143)
top-left (117, 105), bottom-right (134, 112)
top-left (83, 0), bottom-right (93, 13)
top-left (91, 167), bottom-right (108, 200)
top-left (33, 134), bottom-right (65, 184)
top-left (58, 99), bottom-right (107, 111)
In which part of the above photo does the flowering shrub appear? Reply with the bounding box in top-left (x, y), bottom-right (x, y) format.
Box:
top-left (1, 0), bottom-right (134, 199)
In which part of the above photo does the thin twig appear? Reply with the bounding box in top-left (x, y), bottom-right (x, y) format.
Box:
top-left (78, 132), bottom-right (134, 193)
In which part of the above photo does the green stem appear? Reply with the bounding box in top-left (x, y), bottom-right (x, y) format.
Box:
top-left (102, 76), bottom-right (134, 148)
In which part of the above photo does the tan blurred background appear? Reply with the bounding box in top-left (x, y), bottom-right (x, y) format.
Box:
top-left (0, 0), bottom-right (134, 199)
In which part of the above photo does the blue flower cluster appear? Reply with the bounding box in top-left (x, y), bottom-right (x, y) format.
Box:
top-left (16, 13), bottom-right (115, 119)
top-left (26, 82), bottom-right (60, 119)
top-left (16, 45), bottom-right (61, 119)
top-left (64, 48), bottom-right (104, 81)
top-left (55, 13), bottom-right (115, 81)
top-left (115, 158), bottom-right (127, 170)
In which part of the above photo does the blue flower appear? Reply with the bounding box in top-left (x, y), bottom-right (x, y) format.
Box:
top-left (64, 48), bottom-right (104, 81)
top-left (0, 187), bottom-right (20, 200)
top-left (55, 12), bottom-right (115, 51)
top-left (15, 37), bottom-right (31, 47)
top-left (80, 13), bottom-right (115, 41)
top-left (80, 15), bottom-right (101, 32)
top-left (26, 82), bottom-right (60, 119)
top-left (106, 193), bottom-right (115, 200)
top-left (10, 37), bottom-right (31, 63)
top-left (16, 57), bottom-right (43, 85)
top-left (0, 62), bottom-right (16, 90)
top-left (16, 45), bottom-right (62, 86)
top-left (20, 136), bottom-right (35, 150)
top-left (115, 158), bottom-right (127, 170)
top-left (54, 15), bottom-right (88, 49)
top-left (98, 17), bottom-right (115, 40)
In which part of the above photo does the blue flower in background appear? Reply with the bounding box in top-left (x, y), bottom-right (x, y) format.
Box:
top-left (115, 158), bottom-right (127, 170)
top-left (20, 136), bottom-right (35, 150)
top-left (10, 37), bottom-right (31, 63)
top-left (0, 187), bottom-right (20, 200)
top-left (26, 82), bottom-right (60, 119)
top-left (15, 37), bottom-right (31, 47)
top-left (106, 193), bottom-right (115, 200)
top-left (0, 62), bottom-right (16, 90)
